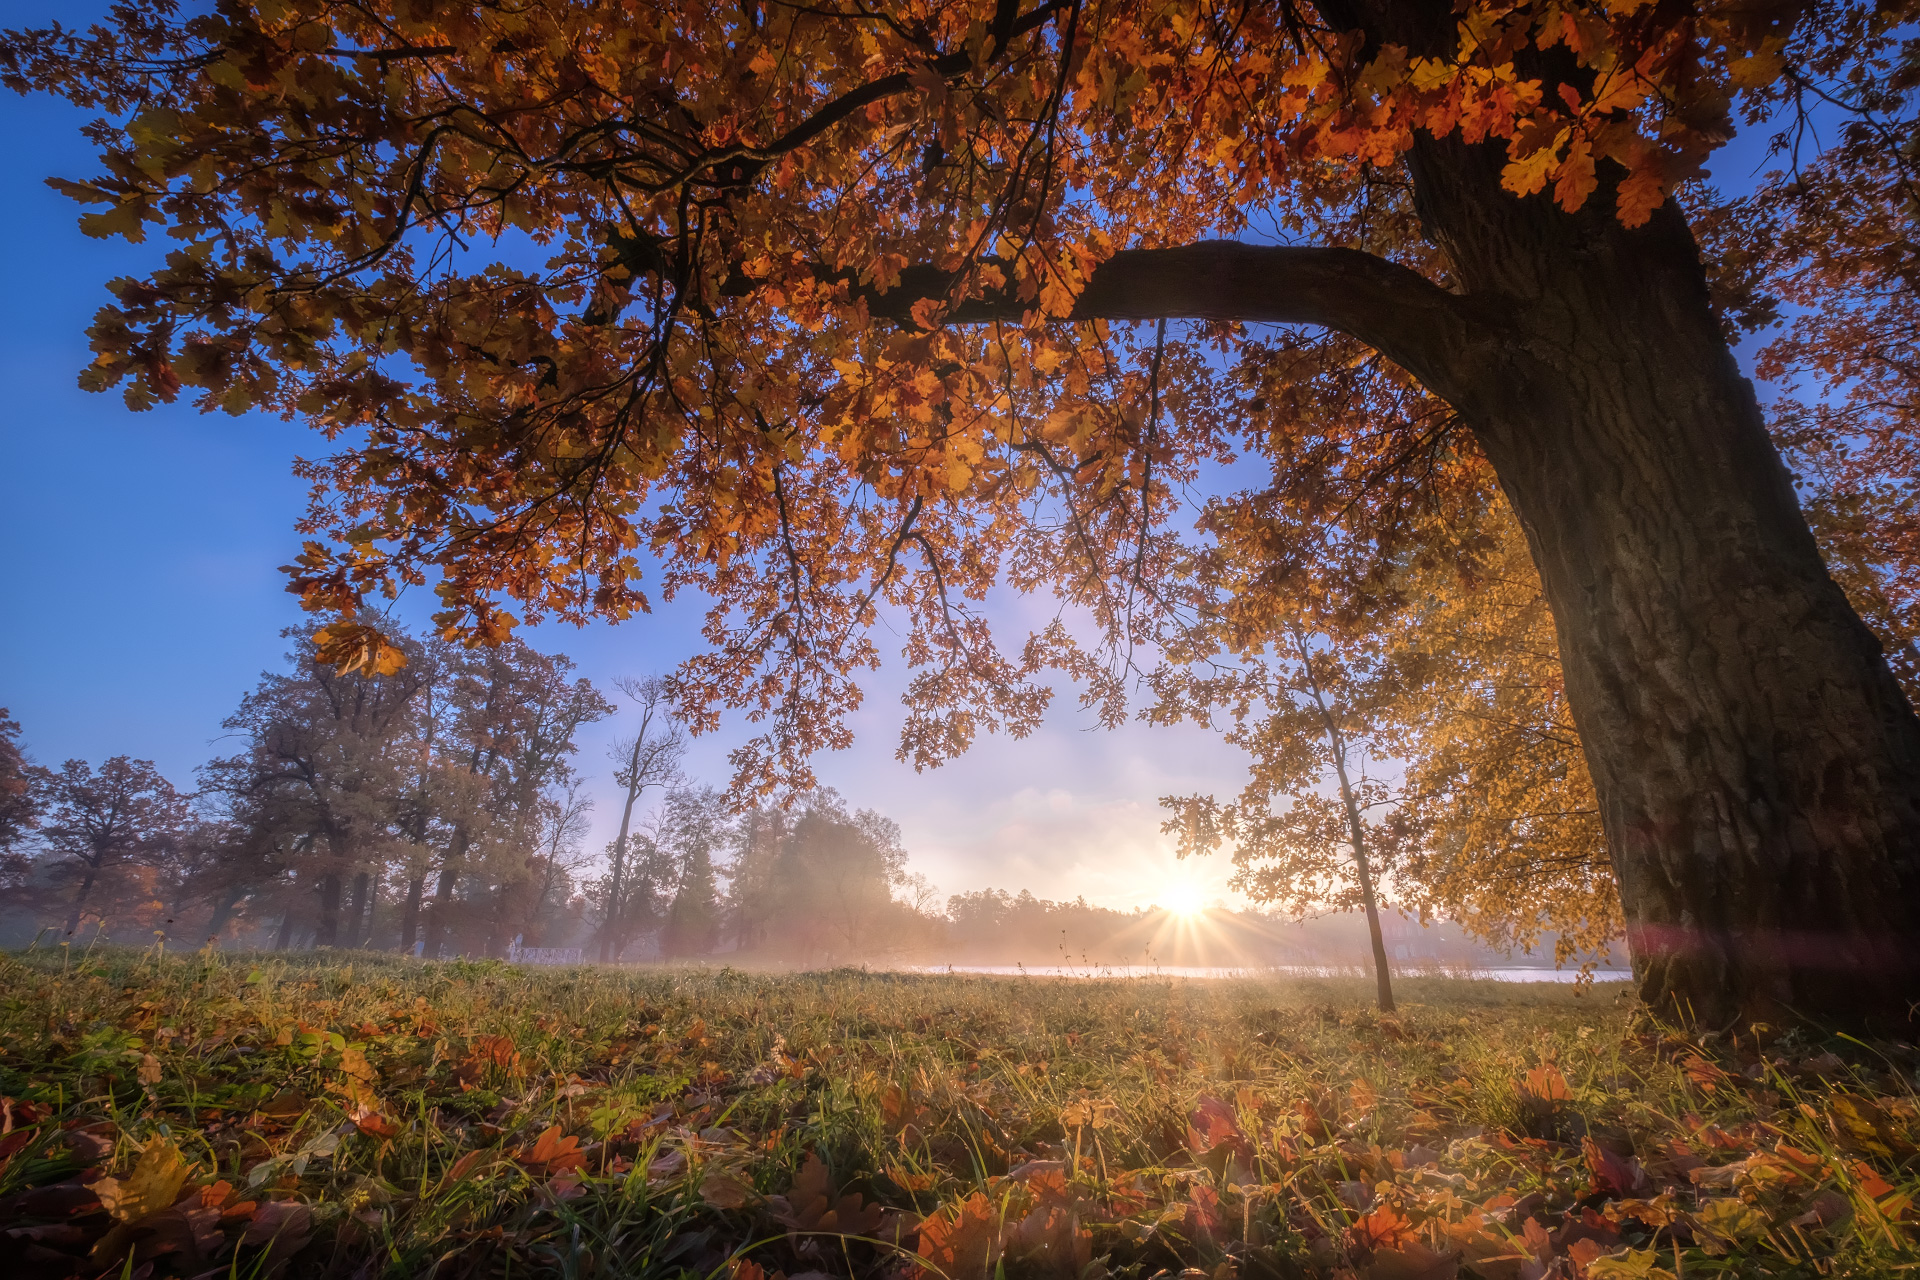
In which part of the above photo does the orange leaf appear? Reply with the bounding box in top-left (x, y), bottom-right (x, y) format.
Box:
top-left (916, 1192), bottom-right (1002, 1280)
top-left (312, 621), bottom-right (407, 677)
top-left (1523, 1063), bottom-right (1572, 1102)
top-left (524, 1125), bottom-right (587, 1173)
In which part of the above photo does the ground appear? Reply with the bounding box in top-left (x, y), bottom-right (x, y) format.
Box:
top-left (0, 950), bottom-right (1914, 1279)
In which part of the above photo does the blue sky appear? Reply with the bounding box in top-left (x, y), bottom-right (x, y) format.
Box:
top-left (0, 32), bottom-right (1251, 911)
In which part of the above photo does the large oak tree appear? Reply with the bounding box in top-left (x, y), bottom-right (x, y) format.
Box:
top-left (6, 0), bottom-right (1918, 1024)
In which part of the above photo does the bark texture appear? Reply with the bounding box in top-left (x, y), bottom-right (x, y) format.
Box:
top-left (1401, 140), bottom-right (1920, 1028)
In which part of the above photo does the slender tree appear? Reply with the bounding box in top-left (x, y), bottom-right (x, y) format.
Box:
top-left (658, 787), bottom-right (731, 959)
top-left (597, 676), bottom-right (686, 960)
top-left (1162, 626), bottom-right (1407, 1012)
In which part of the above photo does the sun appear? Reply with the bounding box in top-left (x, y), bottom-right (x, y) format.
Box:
top-left (1158, 881), bottom-right (1208, 917)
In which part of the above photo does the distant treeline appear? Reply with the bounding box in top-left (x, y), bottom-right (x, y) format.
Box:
top-left (0, 626), bottom-right (936, 964)
top-left (0, 627), bottom-right (1602, 969)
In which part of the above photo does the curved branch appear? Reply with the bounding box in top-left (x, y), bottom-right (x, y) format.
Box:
top-left (858, 242), bottom-right (1488, 395)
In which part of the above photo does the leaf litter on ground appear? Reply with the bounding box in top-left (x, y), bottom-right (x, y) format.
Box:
top-left (0, 950), bottom-right (1916, 1278)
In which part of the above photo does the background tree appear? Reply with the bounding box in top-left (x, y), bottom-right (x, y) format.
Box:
top-left (658, 786), bottom-right (731, 960)
top-left (597, 676), bottom-right (686, 961)
top-left (0, 710), bottom-right (40, 889)
top-left (10, 0), bottom-right (1920, 1022)
top-left (35, 756), bottom-right (192, 939)
top-left (199, 625), bottom-right (603, 955)
top-left (213, 625), bottom-right (424, 948)
top-left (726, 790), bottom-right (910, 962)
top-left (425, 641), bottom-right (611, 957)
top-left (517, 780), bottom-right (595, 947)
top-left (1161, 624), bottom-right (1407, 1012)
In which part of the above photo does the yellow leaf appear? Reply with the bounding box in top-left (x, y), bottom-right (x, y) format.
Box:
top-left (1691, 1197), bottom-right (1768, 1254)
top-left (1501, 127), bottom-right (1568, 198)
top-left (1552, 136), bottom-right (1597, 211)
top-left (94, 1137), bottom-right (192, 1223)
top-left (338, 1044), bottom-right (376, 1081)
top-left (1586, 1247), bottom-right (1676, 1279)
top-left (1408, 57), bottom-right (1455, 93)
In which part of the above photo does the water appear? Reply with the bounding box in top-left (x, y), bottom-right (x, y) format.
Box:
top-left (900, 963), bottom-right (1632, 982)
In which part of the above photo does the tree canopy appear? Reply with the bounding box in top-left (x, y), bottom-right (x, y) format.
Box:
top-left (8, 0), bottom-right (1920, 1023)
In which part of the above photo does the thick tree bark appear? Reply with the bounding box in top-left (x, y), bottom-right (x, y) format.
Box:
top-left (1390, 133), bottom-right (1920, 1028)
top-left (427, 834), bottom-right (464, 958)
top-left (204, 884), bottom-right (245, 941)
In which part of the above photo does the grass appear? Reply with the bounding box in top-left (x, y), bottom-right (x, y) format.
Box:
top-left (0, 947), bottom-right (1915, 1279)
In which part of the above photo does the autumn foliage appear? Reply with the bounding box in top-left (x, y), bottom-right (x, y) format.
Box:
top-left (7, 0), bottom-right (1920, 1023)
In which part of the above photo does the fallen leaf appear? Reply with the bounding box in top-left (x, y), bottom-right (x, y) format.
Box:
top-left (1691, 1197), bottom-right (1768, 1254)
top-left (916, 1191), bottom-right (1002, 1280)
top-left (1791, 1189), bottom-right (1852, 1229)
top-left (94, 1136), bottom-right (192, 1223)
top-left (522, 1125), bottom-right (587, 1173)
top-left (1586, 1246), bottom-right (1676, 1279)
top-left (701, 1168), bottom-right (759, 1209)
top-left (1522, 1064), bottom-right (1572, 1103)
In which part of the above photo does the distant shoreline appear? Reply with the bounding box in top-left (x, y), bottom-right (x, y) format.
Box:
top-left (899, 963), bottom-right (1634, 982)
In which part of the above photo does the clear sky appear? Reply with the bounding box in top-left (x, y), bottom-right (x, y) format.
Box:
top-left (0, 41), bottom-right (1252, 914)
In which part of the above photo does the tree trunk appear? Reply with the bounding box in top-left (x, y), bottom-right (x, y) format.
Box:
top-left (64, 867), bottom-right (97, 937)
top-left (427, 836), bottom-right (463, 958)
top-left (398, 874), bottom-right (425, 953)
top-left (274, 904), bottom-right (295, 951)
top-left (602, 733), bottom-right (647, 961)
top-left (205, 884), bottom-right (245, 941)
top-left (1392, 126), bottom-right (1920, 1028)
top-left (1302, 644), bottom-right (1397, 1014)
top-left (349, 871), bottom-right (371, 947)
top-left (316, 873), bottom-right (342, 948)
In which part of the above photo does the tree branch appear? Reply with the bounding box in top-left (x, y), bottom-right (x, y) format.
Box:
top-left (854, 242), bottom-right (1486, 393)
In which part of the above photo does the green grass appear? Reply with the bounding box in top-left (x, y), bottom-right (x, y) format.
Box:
top-left (0, 947), bottom-right (1914, 1278)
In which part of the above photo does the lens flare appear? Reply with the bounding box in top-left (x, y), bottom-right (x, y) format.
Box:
top-left (1159, 881), bottom-right (1208, 916)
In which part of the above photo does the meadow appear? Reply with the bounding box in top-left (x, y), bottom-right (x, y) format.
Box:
top-left (0, 950), bottom-right (1915, 1279)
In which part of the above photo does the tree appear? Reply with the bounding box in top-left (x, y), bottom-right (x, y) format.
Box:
top-left (658, 786), bottom-right (731, 959)
top-left (213, 626), bottom-right (425, 948)
top-left (520, 780), bottom-right (595, 946)
top-left (1162, 625), bottom-right (1406, 1011)
top-left (35, 756), bottom-right (192, 938)
top-left (425, 639), bottom-right (611, 957)
top-left (597, 676), bottom-right (687, 960)
top-left (727, 789), bottom-right (909, 960)
top-left (8, 0), bottom-right (1920, 1023)
top-left (0, 710), bottom-right (40, 887)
